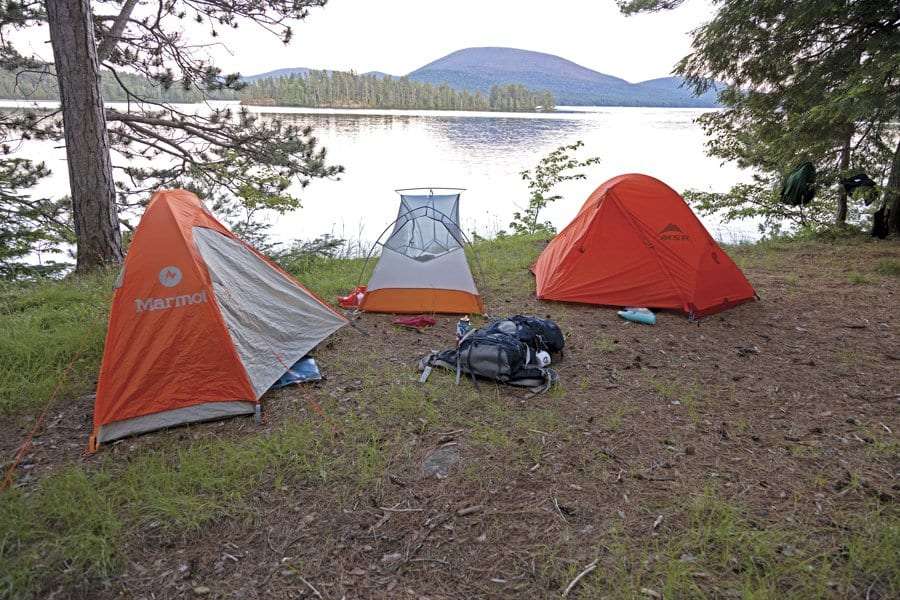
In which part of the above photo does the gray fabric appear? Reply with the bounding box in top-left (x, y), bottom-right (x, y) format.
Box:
top-left (97, 401), bottom-right (255, 443)
top-left (193, 227), bottom-right (347, 398)
top-left (367, 246), bottom-right (478, 293)
top-left (384, 194), bottom-right (464, 260)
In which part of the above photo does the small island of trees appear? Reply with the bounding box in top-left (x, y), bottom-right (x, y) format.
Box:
top-left (239, 70), bottom-right (555, 112)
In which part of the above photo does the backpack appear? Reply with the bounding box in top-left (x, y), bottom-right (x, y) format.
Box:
top-left (480, 315), bottom-right (565, 354)
top-left (419, 318), bottom-right (561, 393)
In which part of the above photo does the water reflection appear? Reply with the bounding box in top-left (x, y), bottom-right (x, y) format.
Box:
top-left (2, 102), bottom-right (758, 246)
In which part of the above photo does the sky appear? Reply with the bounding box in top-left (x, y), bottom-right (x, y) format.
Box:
top-left (198, 0), bottom-right (712, 82)
top-left (11, 1), bottom-right (710, 82)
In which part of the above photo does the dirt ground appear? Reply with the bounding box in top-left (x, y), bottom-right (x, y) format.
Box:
top-left (3, 239), bottom-right (898, 599)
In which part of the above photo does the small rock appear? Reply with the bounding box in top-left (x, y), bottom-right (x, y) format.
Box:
top-left (641, 588), bottom-right (662, 599)
top-left (422, 444), bottom-right (460, 478)
top-left (381, 552), bottom-right (403, 563)
top-left (193, 586), bottom-right (210, 596)
top-left (349, 567), bottom-right (367, 576)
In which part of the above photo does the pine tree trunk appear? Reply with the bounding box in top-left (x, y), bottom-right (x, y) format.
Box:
top-left (886, 137), bottom-right (900, 237)
top-left (47, 0), bottom-right (123, 272)
top-left (835, 130), bottom-right (852, 226)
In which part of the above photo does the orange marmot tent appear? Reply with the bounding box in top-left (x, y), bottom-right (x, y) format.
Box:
top-left (532, 174), bottom-right (756, 317)
top-left (91, 190), bottom-right (347, 449)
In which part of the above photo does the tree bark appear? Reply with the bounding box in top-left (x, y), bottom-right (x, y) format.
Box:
top-left (835, 128), bottom-right (852, 226)
top-left (47, 0), bottom-right (122, 272)
top-left (886, 137), bottom-right (900, 237)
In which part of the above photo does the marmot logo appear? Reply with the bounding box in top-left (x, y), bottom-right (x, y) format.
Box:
top-left (134, 290), bottom-right (207, 314)
top-left (158, 266), bottom-right (182, 287)
top-left (660, 223), bottom-right (690, 241)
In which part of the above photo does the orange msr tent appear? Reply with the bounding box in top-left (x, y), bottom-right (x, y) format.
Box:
top-left (532, 174), bottom-right (756, 318)
top-left (91, 189), bottom-right (347, 449)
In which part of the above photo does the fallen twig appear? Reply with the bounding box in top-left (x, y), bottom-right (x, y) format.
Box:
top-left (410, 557), bottom-right (450, 565)
top-left (457, 504), bottom-right (484, 517)
top-left (298, 574), bottom-right (324, 599)
top-left (553, 497), bottom-right (569, 523)
top-left (562, 559), bottom-right (598, 597)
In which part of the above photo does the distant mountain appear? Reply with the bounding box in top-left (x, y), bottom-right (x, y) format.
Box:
top-left (407, 47), bottom-right (720, 107)
top-left (240, 47), bottom-right (721, 108)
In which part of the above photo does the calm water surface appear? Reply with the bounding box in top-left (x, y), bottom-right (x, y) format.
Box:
top-left (5, 102), bottom-right (757, 247)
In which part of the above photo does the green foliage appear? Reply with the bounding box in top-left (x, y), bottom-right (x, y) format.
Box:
top-left (616, 0), bottom-right (685, 15)
top-left (0, 158), bottom-right (72, 278)
top-left (274, 234), bottom-right (349, 272)
top-left (684, 182), bottom-right (844, 238)
top-left (510, 141), bottom-right (600, 235)
top-left (625, 0), bottom-right (900, 236)
top-left (239, 70), bottom-right (555, 112)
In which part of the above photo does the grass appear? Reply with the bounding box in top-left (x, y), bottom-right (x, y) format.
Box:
top-left (592, 334), bottom-right (620, 353)
top-left (286, 254), bottom-right (371, 304)
top-left (847, 271), bottom-right (874, 285)
top-left (0, 415), bottom-right (390, 597)
top-left (875, 258), bottom-right (900, 277)
top-left (0, 271), bottom-right (115, 416)
top-left (563, 490), bottom-right (900, 599)
top-left (650, 378), bottom-right (704, 425)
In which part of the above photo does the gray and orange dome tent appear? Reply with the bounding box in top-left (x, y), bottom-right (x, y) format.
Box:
top-left (359, 188), bottom-right (483, 314)
top-left (90, 190), bottom-right (347, 449)
top-left (532, 174), bottom-right (756, 318)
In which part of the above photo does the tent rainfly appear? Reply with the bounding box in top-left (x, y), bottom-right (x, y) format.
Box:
top-left (360, 189), bottom-right (483, 314)
top-left (91, 189), bottom-right (347, 449)
top-left (532, 174), bottom-right (756, 318)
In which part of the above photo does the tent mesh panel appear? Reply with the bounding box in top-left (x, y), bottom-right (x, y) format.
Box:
top-left (383, 194), bottom-right (465, 261)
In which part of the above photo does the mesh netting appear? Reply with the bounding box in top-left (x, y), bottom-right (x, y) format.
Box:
top-left (382, 194), bottom-right (465, 261)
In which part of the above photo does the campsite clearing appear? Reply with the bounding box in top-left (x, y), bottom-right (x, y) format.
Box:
top-left (1, 235), bottom-right (898, 599)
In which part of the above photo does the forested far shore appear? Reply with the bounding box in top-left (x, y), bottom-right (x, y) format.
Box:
top-left (238, 70), bottom-right (556, 112)
top-left (0, 68), bottom-right (555, 112)
top-left (0, 70), bottom-right (236, 103)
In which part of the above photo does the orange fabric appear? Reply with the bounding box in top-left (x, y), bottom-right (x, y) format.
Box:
top-left (361, 288), bottom-right (482, 314)
top-left (533, 174), bottom-right (755, 317)
top-left (93, 189), bottom-right (345, 440)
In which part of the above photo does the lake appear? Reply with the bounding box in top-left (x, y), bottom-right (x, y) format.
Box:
top-left (4, 102), bottom-right (758, 249)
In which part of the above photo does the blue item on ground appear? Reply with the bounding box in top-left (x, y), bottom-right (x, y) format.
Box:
top-left (617, 307), bottom-right (656, 325)
top-left (270, 356), bottom-right (322, 390)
